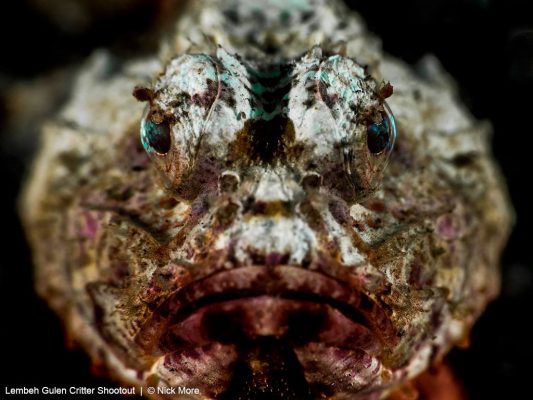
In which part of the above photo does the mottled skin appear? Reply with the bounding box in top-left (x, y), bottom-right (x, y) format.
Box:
top-left (21, 0), bottom-right (512, 399)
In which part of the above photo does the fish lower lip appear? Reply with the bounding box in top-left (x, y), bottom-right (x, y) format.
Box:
top-left (136, 266), bottom-right (395, 354)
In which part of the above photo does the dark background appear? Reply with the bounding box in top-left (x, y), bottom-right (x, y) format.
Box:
top-left (0, 0), bottom-right (531, 398)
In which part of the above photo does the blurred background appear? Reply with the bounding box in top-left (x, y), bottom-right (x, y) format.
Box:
top-left (0, 0), bottom-right (531, 398)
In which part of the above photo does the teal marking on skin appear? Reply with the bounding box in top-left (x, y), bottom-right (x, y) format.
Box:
top-left (218, 72), bottom-right (232, 84)
top-left (252, 82), bottom-right (267, 95)
top-left (251, 107), bottom-right (263, 119)
top-left (268, 0), bottom-right (312, 11)
top-left (202, 66), bottom-right (218, 82)
top-left (247, 66), bottom-right (283, 80)
top-left (245, 62), bottom-right (293, 121)
top-left (318, 70), bottom-right (331, 84)
top-left (279, 10), bottom-right (291, 23)
top-left (252, 106), bottom-right (285, 121)
top-left (251, 106), bottom-right (283, 121)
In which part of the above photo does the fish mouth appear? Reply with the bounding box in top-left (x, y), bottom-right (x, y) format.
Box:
top-left (136, 266), bottom-right (395, 398)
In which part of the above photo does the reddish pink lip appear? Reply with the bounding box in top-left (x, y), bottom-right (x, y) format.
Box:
top-left (131, 266), bottom-right (398, 397)
top-left (136, 266), bottom-right (396, 353)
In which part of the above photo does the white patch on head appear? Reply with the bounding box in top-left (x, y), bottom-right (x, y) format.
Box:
top-left (202, 48), bottom-right (253, 148)
top-left (232, 217), bottom-right (317, 265)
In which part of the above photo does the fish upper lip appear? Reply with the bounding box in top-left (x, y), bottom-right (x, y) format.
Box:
top-left (135, 265), bottom-right (397, 355)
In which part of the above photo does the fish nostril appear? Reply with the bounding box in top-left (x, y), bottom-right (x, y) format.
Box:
top-left (219, 171), bottom-right (240, 193)
top-left (301, 172), bottom-right (321, 193)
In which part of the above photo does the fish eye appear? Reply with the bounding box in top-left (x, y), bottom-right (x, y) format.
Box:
top-left (366, 104), bottom-right (396, 155)
top-left (141, 117), bottom-right (171, 155)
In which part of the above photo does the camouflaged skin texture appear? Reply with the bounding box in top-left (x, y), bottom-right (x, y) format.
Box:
top-left (21, 0), bottom-right (513, 399)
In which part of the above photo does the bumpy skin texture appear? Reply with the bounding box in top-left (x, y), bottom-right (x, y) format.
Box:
top-left (21, 0), bottom-right (512, 399)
